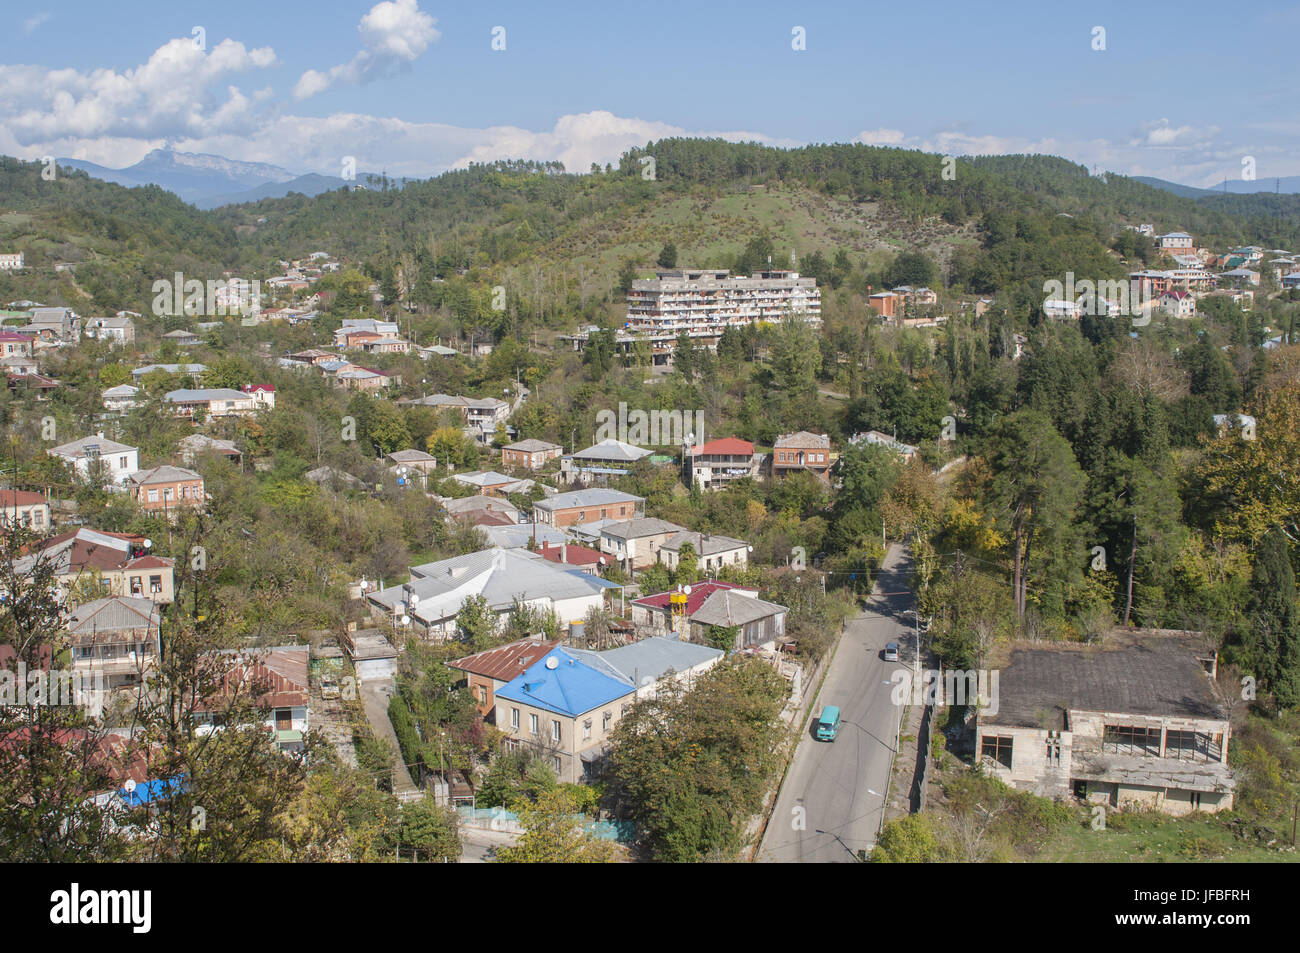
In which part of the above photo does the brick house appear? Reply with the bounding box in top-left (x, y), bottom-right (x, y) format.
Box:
top-left (772, 431), bottom-right (832, 482)
top-left (532, 488), bottom-right (644, 528)
top-left (449, 638), bottom-right (558, 716)
top-left (501, 438), bottom-right (563, 471)
top-left (127, 466), bottom-right (205, 516)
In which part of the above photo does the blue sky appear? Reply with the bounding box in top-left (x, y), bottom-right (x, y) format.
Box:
top-left (5, 0), bottom-right (1298, 186)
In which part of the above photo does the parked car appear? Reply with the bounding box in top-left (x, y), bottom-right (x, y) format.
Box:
top-left (884, 642), bottom-right (899, 661)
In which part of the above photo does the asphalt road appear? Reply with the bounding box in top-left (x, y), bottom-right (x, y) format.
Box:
top-left (758, 543), bottom-right (917, 863)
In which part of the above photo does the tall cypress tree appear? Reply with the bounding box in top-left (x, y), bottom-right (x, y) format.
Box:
top-left (1246, 527), bottom-right (1300, 711)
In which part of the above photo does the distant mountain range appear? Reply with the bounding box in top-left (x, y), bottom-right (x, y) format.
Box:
top-left (56, 148), bottom-right (404, 209)
top-left (1135, 174), bottom-right (1300, 198)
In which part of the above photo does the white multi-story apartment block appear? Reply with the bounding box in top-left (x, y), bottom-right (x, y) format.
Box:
top-left (625, 268), bottom-right (821, 366)
top-left (0, 253), bottom-right (25, 270)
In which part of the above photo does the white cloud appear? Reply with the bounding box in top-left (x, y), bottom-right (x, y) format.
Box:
top-left (0, 37), bottom-right (276, 146)
top-left (1131, 118), bottom-right (1218, 149)
top-left (23, 13), bottom-right (50, 34)
top-left (293, 0), bottom-right (439, 100)
top-left (853, 128), bottom-right (905, 146)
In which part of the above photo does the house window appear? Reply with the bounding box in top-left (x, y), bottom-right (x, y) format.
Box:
top-left (552, 756), bottom-right (561, 774)
top-left (1102, 724), bottom-right (1160, 756)
top-left (119, 456), bottom-right (127, 470)
top-left (529, 713), bottom-right (538, 735)
top-left (147, 489), bottom-right (159, 503)
top-left (603, 712), bottom-right (612, 731)
top-left (1045, 736), bottom-right (1061, 766)
top-left (130, 576), bottom-right (143, 596)
top-left (600, 509), bottom-right (607, 519)
top-left (1164, 729), bottom-right (1210, 761)
top-left (1190, 791), bottom-right (1203, 810)
top-left (551, 720), bottom-right (561, 743)
top-left (511, 707), bottom-right (520, 730)
top-left (150, 575), bottom-right (162, 593)
top-left (980, 735), bottom-right (1013, 769)
top-left (478, 685), bottom-right (487, 704)
top-left (583, 719), bottom-right (592, 740)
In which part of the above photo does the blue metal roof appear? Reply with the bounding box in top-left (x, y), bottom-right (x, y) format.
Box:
top-left (495, 647), bottom-right (633, 717)
top-left (119, 776), bottom-right (183, 807)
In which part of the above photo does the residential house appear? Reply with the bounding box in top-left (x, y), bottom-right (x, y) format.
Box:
top-left (383, 449), bottom-right (434, 489)
top-left (178, 433), bottom-right (241, 466)
top-left (162, 329), bottom-right (200, 347)
top-left (1, 353), bottom-right (38, 376)
top-left (304, 465), bottom-right (364, 490)
top-left (1156, 232), bottom-right (1196, 255)
top-left (84, 316), bottom-right (135, 345)
top-left (481, 522), bottom-right (568, 550)
top-left (975, 630), bottom-right (1233, 815)
top-left (48, 434), bottom-right (138, 485)
top-left (65, 596), bottom-right (160, 691)
top-left (0, 489), bottom-right (50, 532)
top-left (0, 253), bottom-right (24, 270)
top-left (399, 393), bottom-right (511, 440)
top-left (502, 438), bottom-right (563, 471)
top-left (132, 363), bottom-right (206, 382)
top-left (569, 636), bottom-right (723, 700)
top-left (164, 388), bottom-right (257, 418)
top-left (658, 530), bottom-right (750, 575)
top-left (849, 430), bottom-right (919, 462)
top-left (241, 384), bottom-right (276, 410)
top-left (27, 307), bottom-right (81, 343)
top-left (1159, 291), bottom-right (1196, 319)
top-left (0, 331), bottom-right (33, 357)
top-left (12, 528), bottom-right (175, 604)
top-left (536, 539), bottom-right (607, 575)
top-left (598, 517), bottom-right (688, 572)
top-left (195, 646), bottom-right (310, 753)
top-left (559, 438), bottom-right (655, 486)
top-left (127, 466), bottom-right (205, 517)
top-left (449, 638), bottom-right (558, 716)
top-left (452, 470), bottom-right (526, 497)
top-left (101, 384), bottom-right (141, 412)
top-left (688, 587), bottom-right (789, 650)
top-left (366, 547), bottom-right (620, 640)
top-left (772, 431), bottom-right (832, 482)
top-left (443, 494), bottom-right (521, 524)
top-left (494, 647), bottom-right (637, 783)
top-left (631, 581), bottom-right (759, 636)
top-left (868, 291), bottom-right (898, 318)
top-left (334, 367), bottom-right (397, 391)
top-left (685, 437), bottom-right (757, 490)
top-left (533, 488), bottom-right (644, 528)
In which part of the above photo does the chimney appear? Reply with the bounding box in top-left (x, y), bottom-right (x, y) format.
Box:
top-left (561, 542), bottom-right (567, 562)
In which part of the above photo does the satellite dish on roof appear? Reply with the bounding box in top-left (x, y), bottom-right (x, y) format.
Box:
top-left (545, 656), bottom-right (559, 670)
top-left (399, 615), bottom-right (410, 626)
top-left (124, 779), bottom-right (137, 793)
top-left (143, 539), bottom-right (153, 550)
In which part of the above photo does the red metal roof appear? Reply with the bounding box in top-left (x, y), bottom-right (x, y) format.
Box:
top-left (448, 638), bottom-right (558, 682)
top-left (632, 581), bottom-right (758, 615)
top-left (0, 489), bottom-right (46, 507)
top-left (537, 540), bottom-right (605, 567)
top-left (691, 437), bottom-right (754, 456)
